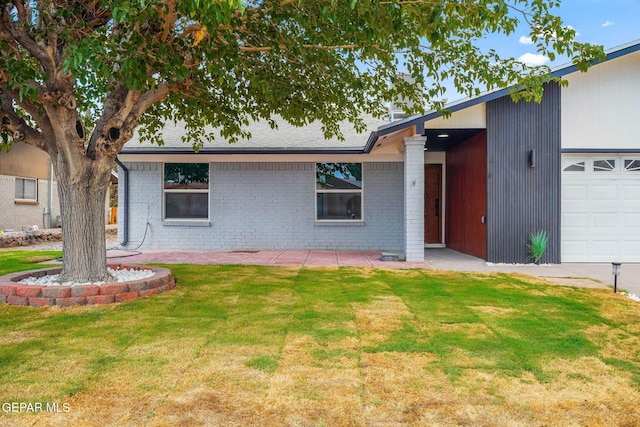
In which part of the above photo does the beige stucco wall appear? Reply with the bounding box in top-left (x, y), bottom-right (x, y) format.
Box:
top-left (424, 103), bottom-right (486, 129)
top-left (0, 143), bottom-right (52, 179)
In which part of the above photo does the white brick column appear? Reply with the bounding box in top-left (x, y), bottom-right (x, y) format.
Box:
top-left (403, 136), bottom-right (426, 261)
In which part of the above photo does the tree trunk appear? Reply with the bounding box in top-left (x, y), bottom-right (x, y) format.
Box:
top-left (54, 156), bottom-right (113, 283)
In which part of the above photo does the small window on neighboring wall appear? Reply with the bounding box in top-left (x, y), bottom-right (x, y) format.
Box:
top-left (316, 163), bottom-right (363, 221)
top-left (563, 159), bottom-right (586, 172)
top-left (593, 159), bottom-right (616, 172)
top-left (163, 163), bottom-right (209, 220)
top-left (624, 159), bottom-right (640, 172)
top-left (15, 177), bottom-right (37, 202)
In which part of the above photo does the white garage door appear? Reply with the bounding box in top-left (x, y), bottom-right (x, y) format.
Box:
top-left (562, 155), bottom-right (640, 262)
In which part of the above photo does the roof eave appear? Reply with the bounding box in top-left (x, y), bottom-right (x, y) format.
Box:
top-left (120, 147), bottom-right (367, 156)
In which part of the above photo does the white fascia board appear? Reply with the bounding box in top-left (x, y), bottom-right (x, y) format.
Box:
top-left (117, 152), bottom-right (404, 163)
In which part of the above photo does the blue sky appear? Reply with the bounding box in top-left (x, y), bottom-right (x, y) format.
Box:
top-left (441, 0), bottom-right (640, 100)
top-left (501, 0), bottom-right (640, 64)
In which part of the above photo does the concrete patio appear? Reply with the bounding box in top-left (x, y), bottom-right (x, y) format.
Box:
top-left (106, 249), bottom-right (424, 269)
top-left (105, 247), bottom-right (640, 296)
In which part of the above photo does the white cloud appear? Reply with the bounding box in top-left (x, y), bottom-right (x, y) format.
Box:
top-left (519, 36), bottom-right (534, 45)
top-left (602, 20), bottom-right (615, 28)
top-left (517, 53), bottom-right (550, 66)
top-left (565, 25), bottom-right (581, 37)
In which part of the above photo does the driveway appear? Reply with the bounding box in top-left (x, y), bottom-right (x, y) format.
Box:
top-left (425, 248), bottom-right (640, 296)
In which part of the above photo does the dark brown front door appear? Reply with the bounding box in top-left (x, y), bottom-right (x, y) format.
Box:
top-left (424, 164), bottom-right (442, 244)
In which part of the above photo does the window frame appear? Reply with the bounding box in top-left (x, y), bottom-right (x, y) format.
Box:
top-left (562, 158), bottom-right (587, 173)
top-left (592, 158), bottom-right (617, 173)
top-left (14, 177), bottom-right (38, 203)
top-left (622, 158), bottom-right (640, 173)
top-left (314, 162), bottom-right (364, 222)
top-left (162, 163), bottom-right (210, 221)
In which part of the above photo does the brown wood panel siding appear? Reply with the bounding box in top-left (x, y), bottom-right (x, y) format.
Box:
top-left (445, 131), bottom-right (487, 259)
top-left (486, 83), bottom-right (561, 263)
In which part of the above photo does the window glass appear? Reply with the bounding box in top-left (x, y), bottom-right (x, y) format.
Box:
top-left (164, 163), bottom-right (209, 189)
top-left (163, 163), bottom-right (209, 220)
top-left (165, 193), bottom-right (209, 219)
top-left (315, 163), bottom-right (363, 221)
top-left (316, 192), bottom-right (362, 220)
top-left (593, 159), bottom-right (615, 172)
top-left (316, 163), bottom-right (362, 190)
top-left (624, 159), bottom-right (640, 172)
top-left (15, 178), bottom-right (37, 200)
top-left (563, 161), bottom-right (585, 172)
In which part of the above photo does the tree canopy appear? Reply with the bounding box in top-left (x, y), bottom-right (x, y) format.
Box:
top-left (1, 0), bottom-right (604, 154)
top-left (0, 0), bottom-right (604, 282)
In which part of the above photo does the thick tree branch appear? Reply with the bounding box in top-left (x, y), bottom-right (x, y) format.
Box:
top-left (87, 84), bottom-right (170, 159)
top-left (11, 0), bottom-right (28, 24)
top-left (0, 79), bottom-right (46, 124)
top-left (0, 90), bottom-right (46, 150)
top-left (0, 5), bottom-right (52, 75)
top-left (128, 85), bottom-right (171, 120)
top-left (114, 84), bottom-right (171, 150)
top-left (158, 0), bottom-right (177, 42)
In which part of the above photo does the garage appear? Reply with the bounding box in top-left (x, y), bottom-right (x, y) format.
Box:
top-left (562, 155), bottom-right (640, 262)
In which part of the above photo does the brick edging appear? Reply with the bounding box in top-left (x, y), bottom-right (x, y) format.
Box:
top-left (0, 264), bottom-right (175, 307)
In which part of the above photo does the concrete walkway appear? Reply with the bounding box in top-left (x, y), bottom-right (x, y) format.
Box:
top-left (106, 249), bottom-right (425, 269)
top-left (424, 248), bottom-right (640, 295)
top-left (106, 247), bottom-right (640, 295)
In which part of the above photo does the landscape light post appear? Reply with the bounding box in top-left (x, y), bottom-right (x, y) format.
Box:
top-left (612, 262), bottom-right (621, 293)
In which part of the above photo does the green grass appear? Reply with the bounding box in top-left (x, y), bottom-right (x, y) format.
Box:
top-left (367, 271), bottom-right (605, 380)
top-left (0, 250), bottom-right (62, 275)
top-left (2, 252), bottom-right (640, 424)
top-left (245, 355), bottom-right (279, 373)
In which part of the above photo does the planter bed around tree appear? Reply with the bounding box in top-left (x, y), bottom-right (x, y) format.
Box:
top-left (0, 264), bottom-right (175, 307)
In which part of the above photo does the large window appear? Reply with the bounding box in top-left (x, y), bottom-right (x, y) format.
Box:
top-left (163, 163), bottom-right (209, 220)
top-left (315, 163), bottom-right (362, 221)
top-left (15, 177), bottom-right (37, 202)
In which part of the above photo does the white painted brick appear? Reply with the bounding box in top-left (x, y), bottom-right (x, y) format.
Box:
top-left (119, 161), bottom-right (404, 252)
top-left (403, 137), bottom-right (426, 261)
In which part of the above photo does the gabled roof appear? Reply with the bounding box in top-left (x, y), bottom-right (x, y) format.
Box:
top-left (121, 39), bottom-right (640, 156)
top-left (367, 39), bottom-right (640, 151)
top-left (121, 115), bottom-right (390, 155)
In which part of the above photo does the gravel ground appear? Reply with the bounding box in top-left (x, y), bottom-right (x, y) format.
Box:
top-left (19, 266), bottom-right (155, 286)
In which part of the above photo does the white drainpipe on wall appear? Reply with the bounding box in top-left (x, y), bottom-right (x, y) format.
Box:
top-left (45, 160), bottom-right (53, 229)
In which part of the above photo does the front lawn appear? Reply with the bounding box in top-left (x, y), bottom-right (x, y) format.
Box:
top-left (0, 250), bottom-right (61, 275)
top-left (1, 253), bottom-right (640, 426)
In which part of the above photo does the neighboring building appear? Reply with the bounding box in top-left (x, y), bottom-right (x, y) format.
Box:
top-left (0, 143), bottom-right (60, 231)
top-left (0, 143), bottom-right (118, 232)
top-left (117, 40), bottom-right (640, 263)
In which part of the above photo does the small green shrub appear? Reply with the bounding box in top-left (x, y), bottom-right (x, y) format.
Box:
top-left (528, 230), bottom-right (549, 264)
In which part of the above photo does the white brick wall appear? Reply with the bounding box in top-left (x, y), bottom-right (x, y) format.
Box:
top-left (403, 137), bottom-right (426, 261)
top-left (119, 161), bottom-right (404, 252)
top-left (0, 174), bottom-right (60, 231)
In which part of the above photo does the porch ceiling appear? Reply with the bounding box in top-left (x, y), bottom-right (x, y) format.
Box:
top-left (423, 128), bottom-right (485, 151)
